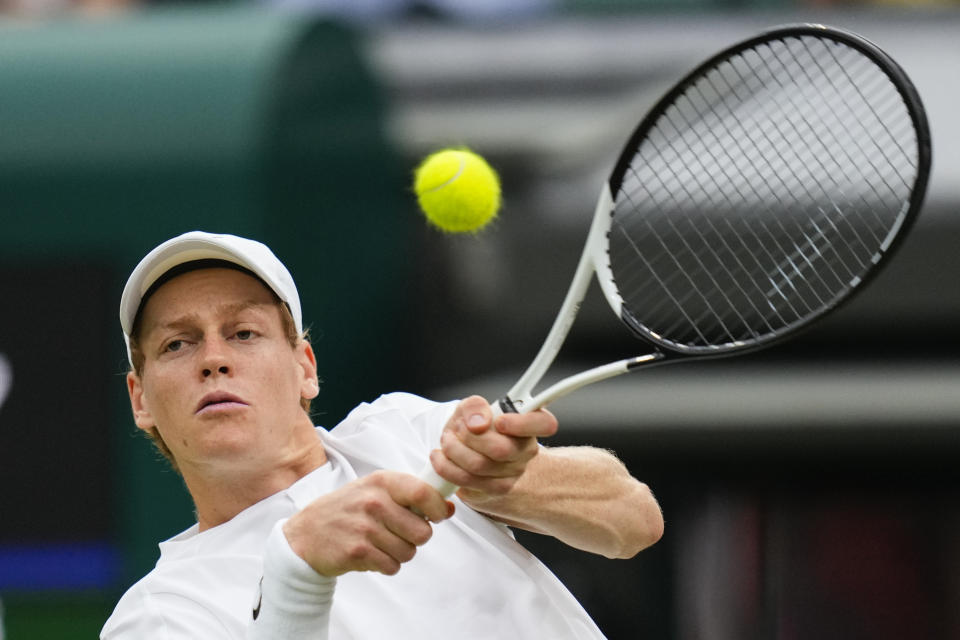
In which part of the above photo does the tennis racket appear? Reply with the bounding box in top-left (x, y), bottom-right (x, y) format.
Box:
top-left (419, 24), bottom-right (931, 496)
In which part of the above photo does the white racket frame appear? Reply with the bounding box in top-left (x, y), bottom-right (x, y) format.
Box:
top-left (502, 184), bottom-right (662, 414)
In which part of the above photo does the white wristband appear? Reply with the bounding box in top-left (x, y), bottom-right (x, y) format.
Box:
top-left (247, 519), bottom-right (336, 639)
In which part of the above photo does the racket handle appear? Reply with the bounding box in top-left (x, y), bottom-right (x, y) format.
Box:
top-left (416, 399), bottom-right (507, 498)
top-left (416, 463), bottom-right (458, 498)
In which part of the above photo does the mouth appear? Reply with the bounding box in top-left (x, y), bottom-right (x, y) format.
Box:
top-left (195, 391), bottom-right (248, 415)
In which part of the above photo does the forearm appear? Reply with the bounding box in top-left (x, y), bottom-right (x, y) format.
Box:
top-left (460, 446), bottom-right (664, 559)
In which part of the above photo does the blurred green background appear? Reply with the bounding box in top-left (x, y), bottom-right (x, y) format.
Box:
top-left (0, 8), bottom-right (414, 636)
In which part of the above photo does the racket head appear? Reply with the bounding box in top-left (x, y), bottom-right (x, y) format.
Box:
top-left (600, 24), bottom-right (931, 357)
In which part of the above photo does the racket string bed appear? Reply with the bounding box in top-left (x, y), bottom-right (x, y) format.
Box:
top-left (608, 30), bottom-right (925, 353)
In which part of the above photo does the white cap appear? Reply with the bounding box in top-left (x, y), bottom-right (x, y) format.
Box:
top-left (120, 231), bottom-right (302, 365)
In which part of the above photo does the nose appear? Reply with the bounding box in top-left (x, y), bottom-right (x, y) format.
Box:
top-left (203, 365), bottom-right (229, 378)
top-left (199, 338), bottom-right (231, 378)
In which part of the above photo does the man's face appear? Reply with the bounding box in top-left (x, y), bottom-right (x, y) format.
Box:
top-left (126, 268), bottom-right (318, 473)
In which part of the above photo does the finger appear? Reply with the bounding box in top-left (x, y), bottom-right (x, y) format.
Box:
top-left (443, 428), bottom-right (534, 473)
top-left (457, 396), bottom-right (494, 435)
top-left (451, 420), bottom-right (540, 465)
top-left (349, 481), bottom-right (437, 574)
top-left (366, 526), bottom-right (420, 575)
top-left (429, 449), bottom-right (516, 496)
top-left (377, 470), bottom-right (451, 524)
top-left (494, 408), bottom-right (558, 439)
top-left (345, 536), bottom-right (406, 576)
top-left (378, 499), bottom-right (436, 548)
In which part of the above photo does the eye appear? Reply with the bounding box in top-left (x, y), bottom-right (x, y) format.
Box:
top-left (236, 330), bottom-right (253, 341)
top-left (165, 339), bottom-right (183, 353)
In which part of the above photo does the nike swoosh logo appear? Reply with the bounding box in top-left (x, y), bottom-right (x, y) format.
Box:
top-left (252, 576), bottom-right (263, 620)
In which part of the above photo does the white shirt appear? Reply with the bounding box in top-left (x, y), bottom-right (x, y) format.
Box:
top-left (101, 393), bottom-right (606, 639)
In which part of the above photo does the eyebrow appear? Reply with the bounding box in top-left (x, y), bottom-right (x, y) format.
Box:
top-left (150, 300), bottom-right (273, 334)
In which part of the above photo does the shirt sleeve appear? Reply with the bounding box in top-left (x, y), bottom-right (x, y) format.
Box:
top-left (246, 520), bottom-right (336, 640)
top-left (101, 585), bottom-right (236, 639)
top-left (326, 392), bottom-right (460, 473)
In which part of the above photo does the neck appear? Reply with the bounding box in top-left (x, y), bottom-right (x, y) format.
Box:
top-left (180, 423), bottom-right (328, 531)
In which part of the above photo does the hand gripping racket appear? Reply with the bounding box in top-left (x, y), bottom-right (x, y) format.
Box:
top-left (419, 24), bottom-right (931, 496)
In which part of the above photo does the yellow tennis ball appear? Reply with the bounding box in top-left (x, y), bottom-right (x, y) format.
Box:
top-left (413, 148), bottom-right (501, 233)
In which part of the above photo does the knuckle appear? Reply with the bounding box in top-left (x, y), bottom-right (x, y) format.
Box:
top-left (345, 541), bottom-right (372, 562)
top-left (355, 521), bottom-right (378, 541)
top-left (409, 481), bottom-right (432, 504)
top-left (359, 494), bottom-right (386, 518)
top-left (364, 470), bottom-right (390, 487)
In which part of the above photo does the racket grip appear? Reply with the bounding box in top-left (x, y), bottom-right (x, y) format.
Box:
top-left (416, 398), bottom-right (507, 498)
top-left (416, 462), bottom-right (458, 499)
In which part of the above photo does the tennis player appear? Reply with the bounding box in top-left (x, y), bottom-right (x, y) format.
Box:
top-left (101, 231), bottom-right (664, 639)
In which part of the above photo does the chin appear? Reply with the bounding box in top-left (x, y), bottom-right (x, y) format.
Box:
top-left (192, 422), bottom-right (264, 462)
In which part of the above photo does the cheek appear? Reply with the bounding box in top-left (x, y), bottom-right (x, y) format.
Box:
top-left (274, 357), bottom-right (311, 406)
top-left (141, 372), bottom-right (189, 424)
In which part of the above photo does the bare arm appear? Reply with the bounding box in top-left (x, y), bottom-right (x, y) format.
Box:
top-left (428, 396), bottom-right (664, 559)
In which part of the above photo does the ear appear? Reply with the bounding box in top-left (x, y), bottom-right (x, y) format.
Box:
top-left (297, 340), bottom-right (320, 401)
top-left (127, 371), bottom-right (156, 432)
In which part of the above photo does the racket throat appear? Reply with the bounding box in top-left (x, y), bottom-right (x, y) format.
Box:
top-left (503, 352), bottom-right (664, 414)
top-left (504, 185), bottom-right (618, 412)
top-left (625, 353), bottom-right (664, 370)
top-left (496, 397), bottom-right (521, 414)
